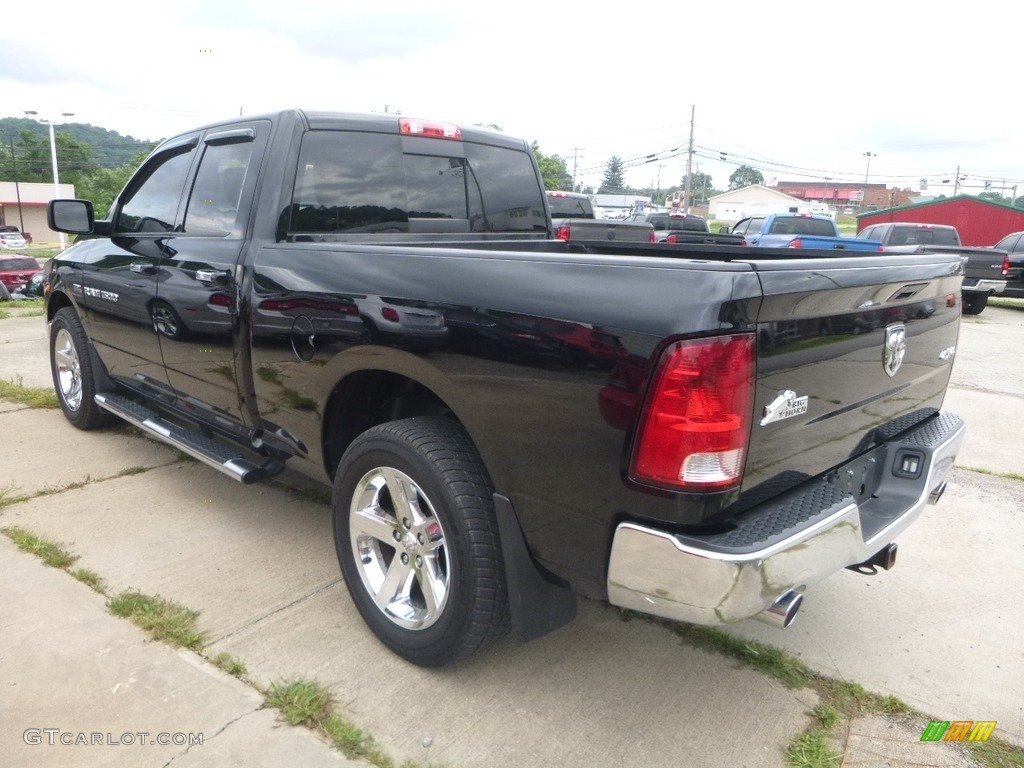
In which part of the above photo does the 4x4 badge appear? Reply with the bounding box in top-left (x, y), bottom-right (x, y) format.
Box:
top-left (760, 390), bottom-right (809, 426)
top-left (883, 324), bottom-right (907, 377)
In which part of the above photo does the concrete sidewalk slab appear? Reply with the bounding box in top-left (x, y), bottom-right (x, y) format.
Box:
top-left (0, 315), bottom-right (50, 389)
top-left (4, 466), bottom-right (819, 768)
top-left (944, 386), bottom-right (1023, 476)
top-left (0, 536), bottom-right (351, 768)
top-left (722, 469), bottom-right (1024, 747)
top-left (0, 407), bottom-right (179, 498)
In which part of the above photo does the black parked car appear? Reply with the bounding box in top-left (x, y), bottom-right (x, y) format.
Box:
top-left (990, 232), bottom-right (1024, 298)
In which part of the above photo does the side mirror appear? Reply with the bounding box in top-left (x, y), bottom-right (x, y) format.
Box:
top-left (48, 199), bottom-right (95, 235)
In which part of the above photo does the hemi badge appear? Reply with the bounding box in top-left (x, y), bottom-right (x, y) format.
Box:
top-left (760, 390), bottom-right (809, 426)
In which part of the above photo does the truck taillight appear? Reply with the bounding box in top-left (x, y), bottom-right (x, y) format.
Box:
top-left (789, 238), bottom-right (803, 248)
top-left (630, 334), bottom-right (755, 492)
top-left (666, 233), bottom-right (677, 244)
top-left (1003, 254), bottom-right (1010, 276)
top-left (399, 118), bottom-right (462, 140)
top-left (649, 231), bottom-right (656, 243)
top-left (554, 225), bottom-right (571, 241)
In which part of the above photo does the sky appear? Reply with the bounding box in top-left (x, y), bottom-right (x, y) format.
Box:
top-left (2, 0), bottom-right (1020, 201)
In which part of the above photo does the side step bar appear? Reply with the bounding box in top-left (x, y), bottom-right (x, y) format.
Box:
top-left (95, 393), bottom-right (285, 485)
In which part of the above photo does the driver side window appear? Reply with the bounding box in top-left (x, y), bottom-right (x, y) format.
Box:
top-left (116, 145), bottom-right (196, 233)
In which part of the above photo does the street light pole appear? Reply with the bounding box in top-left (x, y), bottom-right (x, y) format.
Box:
top-left (863, 151), bottom-right (876, 184)
top-left (24, 110), bottom-right (75, 249)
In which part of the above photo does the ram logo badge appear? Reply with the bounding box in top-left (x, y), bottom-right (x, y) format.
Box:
top-left (883, 324), bottom-right (907, 377)
top-left (760, 390), bottom-right (809, 426)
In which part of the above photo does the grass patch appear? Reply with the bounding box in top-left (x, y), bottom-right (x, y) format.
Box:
top-left (266, 679), bottom-right (428, 767)
top-left (2, 526), bottom-right (79, 569)
top-left (0, 485), bottom-right (32, 509)
top-left (989, 297), bottom-right (1024, 311)
top-left (210, 651), bottom-right (247, 678)
top-left (107, 590), bottom-right (206, 651)
top-left (70, 567), bottom-right (105, 593)
top-left (116, 466), bottom-right (150, 477)
top-left (786, 729), bottom-right (842, 768)
top-left (664, 622), bottom-right (811, 688)
top-left (0, 377), bottom-right (59, 409)
top-left (961, 465), bottom-right (1024, 483)
top-left (272, 479), bottom-right (332, 506)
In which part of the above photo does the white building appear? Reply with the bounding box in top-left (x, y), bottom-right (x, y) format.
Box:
top-left (708, 184), bottom-right (833, 223)
top-left (0, 181), bottom-right (76, 245)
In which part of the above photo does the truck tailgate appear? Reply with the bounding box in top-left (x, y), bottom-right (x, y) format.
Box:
top-left (741, 253), bottom-right (963, 498)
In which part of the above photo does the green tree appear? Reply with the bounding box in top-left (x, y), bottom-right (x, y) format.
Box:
top-left (530, 141), bottom-right (572, 190)
top-left (5, 130), bottom-right (94, 186)
top-left (600, 156), bottom-right (625, 193)
top-left (76, 150), bottom-right (151, 218)
top-left (978, 191), bottom-right (1007, 204)
top-left (1014, 196), bottom-right (1024, 209)
top-left (729, 165), bottom-right (764, 190)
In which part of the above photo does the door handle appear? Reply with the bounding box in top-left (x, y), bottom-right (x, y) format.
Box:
top-left (196, 269), bottom-right (231, 285)
top-left (129, 262), bottom-right (157, 275)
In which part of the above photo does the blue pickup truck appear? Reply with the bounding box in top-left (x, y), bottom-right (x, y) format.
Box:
top-left (729, 213), bottom-right (882, 250)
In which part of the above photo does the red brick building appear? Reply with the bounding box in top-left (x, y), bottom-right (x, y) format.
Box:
top-left (771, 181), bottom-right (916, 211)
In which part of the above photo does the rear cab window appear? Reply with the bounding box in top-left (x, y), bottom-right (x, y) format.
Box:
top-left (286, 127), bottom-right (547, 239)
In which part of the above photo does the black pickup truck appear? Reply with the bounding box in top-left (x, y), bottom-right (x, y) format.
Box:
top-left (857, 222), bottom-right (1007, 314)
top-left (546, 190), bottom-right (654, 243)
top-left (622, 211), bottom-right (747, 246)
top-left (44, 110), bottom-right (966, 666)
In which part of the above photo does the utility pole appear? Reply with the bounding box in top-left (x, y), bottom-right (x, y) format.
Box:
top-left (863, 151), bottom-right (876, 184)
top-left (683, 105), bottom-right (695, 212)
top-left (953, 165), bottom-right (962, 195)
top-left (572, 147), bottom-right (584, 191)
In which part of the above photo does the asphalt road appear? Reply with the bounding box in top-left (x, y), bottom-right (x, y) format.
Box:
top-left (1, 299), bottom-right (1021, 767)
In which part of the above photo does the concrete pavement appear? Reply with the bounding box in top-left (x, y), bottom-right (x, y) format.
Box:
top-left (2, 303), bottom-right (1022, 766)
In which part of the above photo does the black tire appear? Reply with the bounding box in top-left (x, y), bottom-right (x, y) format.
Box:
top-left (961, 292), bottom-right (987, 316)
top-left (332, 417), bottom-right (509, 666)
top-left (151, 299), bottom-right (186, 340)
top-left (50, 307), bottom-right (111, 430)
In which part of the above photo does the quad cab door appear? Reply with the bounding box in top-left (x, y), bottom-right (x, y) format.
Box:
top-left (153, 121), bottom-right (270, 426)
top-left (81, 133), bottom-right (202, 399)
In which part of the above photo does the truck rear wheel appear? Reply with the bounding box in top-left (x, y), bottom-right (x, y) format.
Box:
top-left (961, 292), bottom-right (987, 315)
top-left (332, 417), bottom-right (509, 666)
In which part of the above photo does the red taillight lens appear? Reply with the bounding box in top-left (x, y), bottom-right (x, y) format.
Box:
top-left (789, 238), bottom-right (802, 248)
top-left (631, 334), bottom-right (756, 491)
top-left (399, 118), bottom-right (462, 140)
top-left (1003, 255), bottom-right (1010, 276)
top-left (381, 307), bottom-right (400, 322)
top-left (649, 231), bottom-right (656, 243)
top-left (554, 225), bottom-right (571, 241)
top-left (666, 233), bottom-right (677, 244)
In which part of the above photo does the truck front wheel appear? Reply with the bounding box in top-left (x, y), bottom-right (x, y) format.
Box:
top-left (49, 307), bottom-right (111, 430)
top-left (961, 292), bottom-right (988, 315)
top-left (332, 417), bottom-right (509, 666)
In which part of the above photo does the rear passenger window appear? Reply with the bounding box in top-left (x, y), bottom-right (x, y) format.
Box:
top-left (287, 130), bottom-right (546, 238)
top-left (184, 139), bottom-right (255, 236)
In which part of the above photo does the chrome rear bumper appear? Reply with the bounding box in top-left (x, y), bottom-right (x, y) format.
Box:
top-left (607, 411), bottom-right (965, 627)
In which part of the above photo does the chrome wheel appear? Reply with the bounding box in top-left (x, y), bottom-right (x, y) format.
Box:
top-left (152, 301), bottom-right (181, 338)
top-left (350, 466), bottom-right (450, 630)
top-left (53, 327), bottom-right (83, 411)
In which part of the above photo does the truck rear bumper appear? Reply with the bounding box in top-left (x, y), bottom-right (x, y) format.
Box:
top-left (962, 277), bottom-right (1006, 295)
top-left (607, 411), bottom-right (965, 627)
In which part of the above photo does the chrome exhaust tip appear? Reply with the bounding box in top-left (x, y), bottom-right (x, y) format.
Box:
top-left (755, 589), bottom-right (803, 629)
top-left (928, 481), bottom-right (947, 505)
